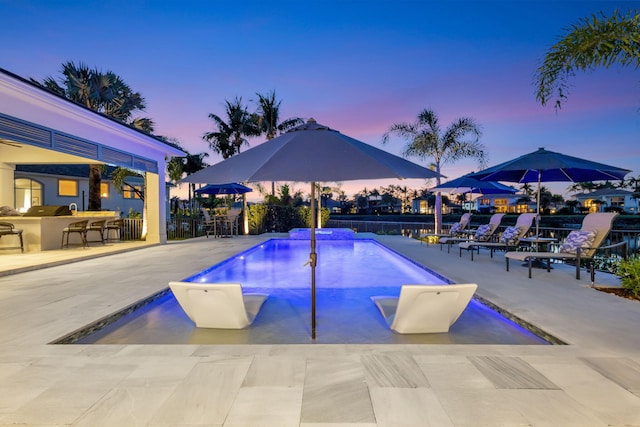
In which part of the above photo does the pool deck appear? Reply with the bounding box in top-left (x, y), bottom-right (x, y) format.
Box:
top-left (0, 233), bottom-right (639, 426)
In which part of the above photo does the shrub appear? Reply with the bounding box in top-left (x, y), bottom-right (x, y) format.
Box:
top-left (616, 255), bottom-right (640, 298)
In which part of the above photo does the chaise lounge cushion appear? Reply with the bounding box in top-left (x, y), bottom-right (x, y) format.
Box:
top-left (559, 230), bottom-right (596, 254)
top-left (500, 226), bottom-right (521, 245)
top-left (449, 222), bottom-right (462, 235)
top-left (474, 224), bottom-right (493, 241)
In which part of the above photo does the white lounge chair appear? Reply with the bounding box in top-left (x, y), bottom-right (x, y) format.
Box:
top-left (505, 212), bottom-right (623, 280)
top-left (458, 213), bottom-right (536, 261)
top-left (420, 213), bottom-right (472, 245)
top-left (371, 283), bottom-right (478, 333)
top-left (439, 213), bottom-right (505, 252)
top-left (169, 282), bottom-right (268, 329)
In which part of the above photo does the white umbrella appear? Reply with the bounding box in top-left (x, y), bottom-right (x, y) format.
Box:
top-left (181, 118), bottom-right (443, 339)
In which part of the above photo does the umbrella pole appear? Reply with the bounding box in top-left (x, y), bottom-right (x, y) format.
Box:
top-left (310, 182), bottom-right (317, 340)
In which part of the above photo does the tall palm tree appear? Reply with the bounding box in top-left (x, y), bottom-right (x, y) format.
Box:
top-left (254, 90), bottom-right (303, 195)
top-left (38, 61), bottom-right (153, 210)
top-left (382, 109), bottom-right (486, 234)
top-left (182, 152), bottom-right (210, 214)
top-left (203, 97), bottom-right (261, 159)
top-left (254, 90), bottom-right (303, 140)
top-left (535, 9), bottom-right (640, 110)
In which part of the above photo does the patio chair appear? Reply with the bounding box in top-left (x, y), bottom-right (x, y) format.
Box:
top-left (0, 221), bottom-right (24, 253)
top-left (169, 282), bottom-right (268, 329)
top-left (457, 213), bottom-right (536, 261)
top-left (420, 213), bottom-right (472, 245)
top-left (371, 283), bottom-right (478, 333)
top-left (61, 219), bottom-right (89, 249)
top-left (86, 219), bottom-right (106, 244)
top-left (505, 212), bottom-right (624, 280)
top-left (439, 213), bottom-right (505, 253)
top-left (200, 208), bottom-right (216, 238)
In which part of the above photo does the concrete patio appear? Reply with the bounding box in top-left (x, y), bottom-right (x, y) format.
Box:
top-left (0, 233), bottom-right (639, 426)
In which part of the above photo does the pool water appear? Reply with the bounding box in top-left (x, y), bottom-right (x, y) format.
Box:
top-left (73, 239), bottom-right (552, 345)
top-left (187, 239), bottom-right (449, 289)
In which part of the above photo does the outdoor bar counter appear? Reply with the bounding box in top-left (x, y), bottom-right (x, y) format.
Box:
top-left (0, 212), bottom-right (117, 252)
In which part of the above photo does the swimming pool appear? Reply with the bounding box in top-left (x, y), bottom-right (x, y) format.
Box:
top-left (71, 238), bottom-right (554, 345)
top-left (186, 238), bottom-right (449, 289)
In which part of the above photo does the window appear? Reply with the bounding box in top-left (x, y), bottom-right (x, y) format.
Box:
top-left (610, 196), bottom-right (624, 207)
top-left (58, 179), bottom-right (78, 197)
top-left (123, 185), bottom-right (142, 199)
top-left (14, 178), bottom-right (42, 213)
top-left (100, 182), bottom-right (109, 198)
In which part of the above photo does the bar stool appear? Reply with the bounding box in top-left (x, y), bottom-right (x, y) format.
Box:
top-left (61, 220), bottom-right (88, 249)
top-left (104, 218), bottom-right (123, 242)
top-left (0, 222), bottom-right (24, 253)
top-left (86, 219), bottom-right (106, 244)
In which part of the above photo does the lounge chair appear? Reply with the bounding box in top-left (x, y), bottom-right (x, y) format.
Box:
top-left (371, 283), bottom-right (478, 333)
top-left (420, 213), bottom-right (472, 245)
top-left (169, 282), bottom-right (268, 329)
top-left (505, 212), bottom-right (624, 280)
top-left (457, 213), bottom-right (536, 261)
top-left (439, 213), bottom-right (505, 252)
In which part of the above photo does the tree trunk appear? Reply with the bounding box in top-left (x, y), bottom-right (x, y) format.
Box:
top-left (88, 164), bottom-right (102, 211)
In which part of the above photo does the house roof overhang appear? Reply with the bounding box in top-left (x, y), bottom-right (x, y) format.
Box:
top-left (0, 68), bottom-right (184, 172)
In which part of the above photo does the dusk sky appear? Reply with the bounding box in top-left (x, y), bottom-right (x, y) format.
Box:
top-left (1, 0), bottom-right (638, 200)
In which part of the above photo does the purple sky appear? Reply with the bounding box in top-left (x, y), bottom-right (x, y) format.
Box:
top-left (2, 1), bottom-right (638, 200)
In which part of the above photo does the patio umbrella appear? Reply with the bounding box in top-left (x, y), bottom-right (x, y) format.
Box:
top-left (195, 183), bottom-right (253, 234)
top-left (473, 147), bottom-right (630, 236)
top-left (194, 182), bottom-right (253, 195)
top-left (432, 173), bottom-right (518, 212)
top-left (181, 118), bottom-right (443, 339)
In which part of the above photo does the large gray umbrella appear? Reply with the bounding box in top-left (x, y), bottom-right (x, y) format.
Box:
top-left (181, 118), bottom-right (443, 339)
top-left (473, 147), bottom-right (631, 236)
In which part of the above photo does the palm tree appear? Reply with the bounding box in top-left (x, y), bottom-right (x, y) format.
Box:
top-left (38, 61), bottom-right (153, 211)
top-left (535, 9), bottom-right (640, 110)
top-left (203, 97), bottom-right (261, 159)
top-left (520, 183), bottom-right (535, 197)
top-left (181, 152), bottom-right (210, 214)
top-left (382, 108), bottom-right (486, 234)
top-left (568, 181), bottom-right (597, 194)
top-left (254, 90), bottom-right (303, 195)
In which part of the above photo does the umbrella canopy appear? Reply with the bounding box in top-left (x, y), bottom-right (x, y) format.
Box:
top-left (181, 118), bottom-right (443, 339)
top-left (431, 174), bottom-right (517, 195)
top-left (195, 182), bottom-right (253, 195)
top-left (472, 147), bottom-right (631, 183)
top-left (473, 147), bottom-right (630, 235)
top-left (180, 118), bottom-right (442, 184)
